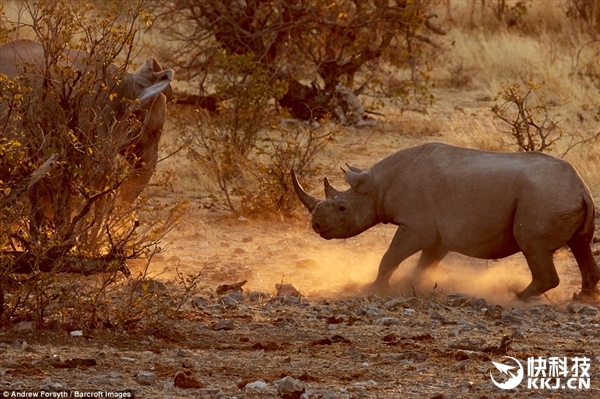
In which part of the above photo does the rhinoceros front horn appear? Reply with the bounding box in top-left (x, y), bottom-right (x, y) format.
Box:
top-left (291, 170), bottom-right (320, 212)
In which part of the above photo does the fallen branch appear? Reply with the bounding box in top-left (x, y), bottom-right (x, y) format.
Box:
top-left (3, 251), bottom-right (131, 277)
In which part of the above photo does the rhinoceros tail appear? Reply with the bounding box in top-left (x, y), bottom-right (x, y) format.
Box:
top-left (577, 194), bottom-right (596, 242)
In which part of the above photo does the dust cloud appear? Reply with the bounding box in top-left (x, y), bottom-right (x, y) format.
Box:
top-left (137, 215), bottom-right (585, 307)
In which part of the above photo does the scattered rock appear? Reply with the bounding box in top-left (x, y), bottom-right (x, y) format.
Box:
top-left (244, 379), bottom-right (269, 391)
top-left (214, 319), bottom-right (235, 331)
top-left (69, 330), bottom-right (84, 337)
top-left (135, 371), bottom-right (157, 385)
top-left (190, 296), bottom-right (208, 308)
top-left (219, 295), bottom-right (239, 308)
top-left (181, 358), bottom-right (195, 368)
top-left (276, 376), bottom-right (305, 398)
top-left (227, 290), bottom-right (245, 302)
top-left (377, 317), bottom-right (400, 326)
top-left (174, 369), bottom-right (204, 388)
top-left (248, 290), bottom-right (271, 301)
top-left (446, 293), bottom-right (476, 307)
top-left (14, 321), bottom-right (34, 333)
top-left (385, 297), bottom-right (422, 310)
top-left (567, 302), bottom-right (599, 315)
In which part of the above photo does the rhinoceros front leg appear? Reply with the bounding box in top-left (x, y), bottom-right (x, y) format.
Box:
top-left (371, 225), bottom-right (428, 291)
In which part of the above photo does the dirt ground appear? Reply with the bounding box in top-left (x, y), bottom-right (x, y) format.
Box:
top-left (2, 88), bottom-right (600, 398)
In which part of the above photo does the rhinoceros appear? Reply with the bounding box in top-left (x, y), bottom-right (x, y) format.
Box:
top-left (0, 39), bottom-right (174, 204)
top-left (292, 142), bottom-right (600, 300)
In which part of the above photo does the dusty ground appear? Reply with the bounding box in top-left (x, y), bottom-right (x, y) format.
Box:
top-left (2, 87), bottom-right (600, 399)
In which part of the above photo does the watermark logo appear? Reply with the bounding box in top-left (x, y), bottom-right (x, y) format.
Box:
top-left (490, 356), bottom-right (524, 389)
top-left (490, 356), bottom-right (591, 390)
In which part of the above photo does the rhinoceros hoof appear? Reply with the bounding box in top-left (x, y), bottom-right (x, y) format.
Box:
top-left (572, 289), bottom-right (600, 303)
top-left (366, 282), bottom-right (394, 296)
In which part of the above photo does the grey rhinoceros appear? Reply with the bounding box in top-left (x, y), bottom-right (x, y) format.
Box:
top-left (0, 39), bottom-right (174, 204)
top-left (293, 142), bottom-right (600, 300)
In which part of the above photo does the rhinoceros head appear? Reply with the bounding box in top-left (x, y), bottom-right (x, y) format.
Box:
top-left (292, 167), bottom-right (379, 239)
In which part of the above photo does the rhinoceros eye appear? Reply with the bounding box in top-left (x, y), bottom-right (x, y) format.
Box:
top-left (339, 206), bottom-right (346, 212)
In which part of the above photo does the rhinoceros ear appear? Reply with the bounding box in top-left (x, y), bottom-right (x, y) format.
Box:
top-left (345, 163), bottom-right (363, 174)
top-left (324, 177), bottom-right (342, 199)
top-left (344, 169), bottom-right (371, 194)
top-left (132, 57), bottom-right (174, 105)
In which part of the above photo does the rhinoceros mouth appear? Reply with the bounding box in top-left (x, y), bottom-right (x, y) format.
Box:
top-left (319, 231), bottom-right (335, 240)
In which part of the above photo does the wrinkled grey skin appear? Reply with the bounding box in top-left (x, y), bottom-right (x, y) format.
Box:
top-left (0, 39), bottom-right (174, 204)
top-left (293, 142), bottom-right (600, 300)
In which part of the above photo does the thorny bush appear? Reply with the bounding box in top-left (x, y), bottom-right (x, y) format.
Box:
top-left (491, 81), bottom-right (599, 156)
top-left (183, 52), bottom-right (338, 215)
top-left (0, 0), bottom-right (187, 328)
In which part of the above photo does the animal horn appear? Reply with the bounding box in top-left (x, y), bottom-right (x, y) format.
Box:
top-left (324, 177), bottom-right (342, 199)
top-left (291, 170), bottom-right (320, 212)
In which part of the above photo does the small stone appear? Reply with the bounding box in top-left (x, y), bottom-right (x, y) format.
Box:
top-left (471, 298), bottom-right (488, 310)
top-left (385, 297), bottom-right (422, 310)
top-left (108, 371), bottom-right (121, 378)
top-left (446, 293), bottom-right (476, 307)
top-left (136, 371), bottom-right (157, 385)
top-left (14, 321), bottom-right (34, 333)
top-left (245, 380), bottom-right (269, 391)
top-left (191, 296), bottom-right (208, 308)
top-left (70, 330), bottom-right (83, 337)
top-left (248, 290), bottom-right (271, 302)
top-left (214, 319), bottom-right (235, 331)
top-left (181, 358), bottom-right (195, 368)
top-left (11, 340), bottom-right (27, 350)
top-left (276, 376), bottom-right (305, 397)
top-left (220, 295), bottom-right (239, 308)
top-left (242, 236), bottom-right (253, 243)
top-left (377, 317), bottom-right (400, 326)
top-left (174, 370), bottom-right (204, 388)
top-left (176, 349), bottom-right (191, 357)
top-left (352, 380), bottom-right (377, 387)
top-left (228, 290), bottom-right (245, 302)
top-left (360, 306), bottom-right (383, 317)
top-left (430, 311), bottom-right (446, 321)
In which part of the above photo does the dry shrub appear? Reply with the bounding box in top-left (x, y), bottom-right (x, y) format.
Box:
top-left (176, 52), bottom-right (339, 216)
top-left (0, 0), bottom-right (188, 326)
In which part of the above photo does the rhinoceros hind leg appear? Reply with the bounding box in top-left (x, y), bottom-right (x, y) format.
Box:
top-left (414, 247), bottom-right (447, 275)
top-left (517, 250), bottom-right (560, 300)
top-left (568, 235), bottom-right (600, 291)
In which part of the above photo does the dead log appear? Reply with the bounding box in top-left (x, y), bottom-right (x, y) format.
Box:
top-left (3, 251), bottom-right (131, 276)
